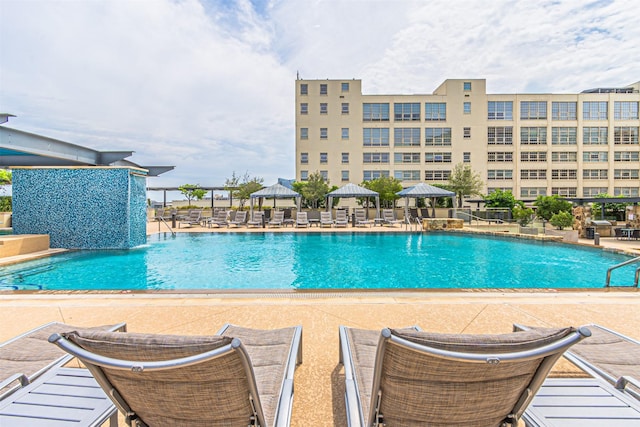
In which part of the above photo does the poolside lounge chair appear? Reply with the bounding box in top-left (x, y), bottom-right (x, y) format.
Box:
top-left (268, 210), bottom-right (284, 228)
top-left (320, 211), bottom-right (334, 228)
top-left (339, 325), bottom-right (590, 427)
top-left (0, 321), bottom-right (126, 400)
top-left (335, 209), bottom-right (349, 227)
top-left (49, 323), bottom-right (303, 427)
top-left (229, 210), bottom-right (247, 227)
top-left (354, 209), bottom-right (372, 227)
top-left (382, 209), bottom-right (402, 227)
top-left (247, 211), bottom-right (264, 228)
top-left (206, 209), bottom-right (228, 228)
top-left (296, 211), bottom-right (310, 228)
top-left (179, 209), bottom-right (203, 228)
top-left (419, 207), bottom-right (430, 219)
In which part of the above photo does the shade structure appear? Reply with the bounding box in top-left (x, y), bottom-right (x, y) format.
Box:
top-left (326, 183), bottom-right (380, 219)
top-left (250, 183), bottom-right (301, 215)
top-left (397, 183), bottom-right (455, 219)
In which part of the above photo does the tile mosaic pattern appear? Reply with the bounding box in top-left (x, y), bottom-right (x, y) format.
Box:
top-left (12, 168), bottom-right (147, 249)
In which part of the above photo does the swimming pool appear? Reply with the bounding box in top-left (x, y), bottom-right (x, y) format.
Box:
top-left (0, 232), bottom-right (636, 290)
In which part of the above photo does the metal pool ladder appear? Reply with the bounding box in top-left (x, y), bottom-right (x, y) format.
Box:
top-left (605, 255), bottom-right (640, 287)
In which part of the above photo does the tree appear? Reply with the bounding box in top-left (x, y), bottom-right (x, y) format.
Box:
top-left (361, 176), bottom-right (402, 209)
top-left (178, 184), bottom-right (206, 206)
top-left (534, 195), bottom-right (572, 221)
top-left (0, 169), bottom-right (11, 186)
top-left (512, 204), bottom-right (535, 226)
top-left (300, 172), bottom-right (329, 209)
top-left (483, 189), bottom-right (519, 210)
top-left (224, 171), bottom-right (263, 209)
top-left (448, 163), bottom-right (484, 208)
top-left (591, 193), bottom-right (627, 221)
top-left (550, 211), bottom-right (574, 230)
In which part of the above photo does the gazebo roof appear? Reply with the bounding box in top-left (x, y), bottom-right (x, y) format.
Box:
top-left (327, 183), bottom-right (378, 198)
top-left (250, 183), bottom-right (300, 198)
top-left (397, 183), bottom-right (454, 197)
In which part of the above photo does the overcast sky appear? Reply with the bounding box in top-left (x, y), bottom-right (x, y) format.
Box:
top-left (1, 0), bottom-right (639, 201)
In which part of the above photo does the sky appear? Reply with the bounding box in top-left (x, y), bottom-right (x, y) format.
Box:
top-left (1, 0), bottom-right (639, 202)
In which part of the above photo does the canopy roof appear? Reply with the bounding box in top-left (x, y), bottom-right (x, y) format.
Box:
top-left (397, 183), bottom-right (454, 197)
top-left (327, 183), bottom-right (378, 198)
top-left (250, 183), bottom-right (300, 199)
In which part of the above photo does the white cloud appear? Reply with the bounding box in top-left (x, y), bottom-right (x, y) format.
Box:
top-left (1, 0), bottom-right (639, 201)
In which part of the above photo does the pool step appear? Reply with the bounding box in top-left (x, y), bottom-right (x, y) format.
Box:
top-left (0, 234), bottom-right (50, 258)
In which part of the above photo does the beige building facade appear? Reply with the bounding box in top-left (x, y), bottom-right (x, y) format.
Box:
top-left (295, 78), bottom-right (640, 204)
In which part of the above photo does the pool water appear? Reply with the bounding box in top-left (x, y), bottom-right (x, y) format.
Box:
top-left (0, 232), bottom-right (636, 290)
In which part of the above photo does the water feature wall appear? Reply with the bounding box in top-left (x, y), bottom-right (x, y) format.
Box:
top-left (11, 167), bottom-right (148, 249)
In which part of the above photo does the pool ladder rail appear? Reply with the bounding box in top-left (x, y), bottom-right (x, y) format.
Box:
top-left (155, 216), bottom-right (176, 237)
top-left (605, 255), bottom-right (640, 287)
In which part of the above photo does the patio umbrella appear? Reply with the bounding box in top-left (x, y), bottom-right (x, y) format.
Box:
top-left (397, 183), bottom-right (455, 219)
top-left (326, 183), bottom-right (380, 219)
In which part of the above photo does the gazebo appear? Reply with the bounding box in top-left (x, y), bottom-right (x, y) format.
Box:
top-left (397, 183), bottom-right (455, 219)
top-left (326, 183), bottom-right (380, 219)
top-left (249, 183), bottom-right (301, 216)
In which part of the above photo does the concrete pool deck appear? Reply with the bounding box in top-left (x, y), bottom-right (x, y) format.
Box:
top-left (1, 222), bottom-right (639, 426)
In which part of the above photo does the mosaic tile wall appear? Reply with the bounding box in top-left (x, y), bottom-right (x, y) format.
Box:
top-left (12, 167), bottom-right (148, 249)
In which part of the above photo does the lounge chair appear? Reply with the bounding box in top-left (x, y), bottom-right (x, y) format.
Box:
top-left (179, 209), bottom-right (203, 228)
top-left (296, 211), bottom-right (310, 228)
top-left (207, 210), bottom-right (229, 228)
top-left (320, 211), bottom-right (334, 228)
top-left (247, 211), bottom-right (264, 228)
top-left (335, 209), bottom-right (349, 227)
top-left (268, 210), bottom-right (284, 228)
top-left (515, 323), bottom-right (640, 400)
top-left (382, 209), bottom-right (402, 227)
top-left (229, 210), bottom-right (247, 227)
top-left (49, 323), bottom-right (303, 427)
top-left (419, 207), bottom-right (430, 219)
top-left (0, 321), bottom-right (126, 400)
top-left (354, 209), bottom-right (372, 227)
top-left (339, 325), bottom-right (590, 427)
top-left (283, 209), bottom-right (295, 227)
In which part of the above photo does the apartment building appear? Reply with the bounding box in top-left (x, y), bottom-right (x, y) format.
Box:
top-left (295, 78), bottom-right (640, 203)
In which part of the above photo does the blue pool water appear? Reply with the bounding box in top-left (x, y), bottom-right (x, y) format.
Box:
top-left (0, 232), bottom-right (636, 290)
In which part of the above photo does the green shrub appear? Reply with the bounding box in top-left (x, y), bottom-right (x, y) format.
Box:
top-left (550, 211), bottom-right (574, 230)
top-left (0, 196), bottom-right (11, 212)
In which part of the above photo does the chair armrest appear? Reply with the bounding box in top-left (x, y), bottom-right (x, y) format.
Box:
top-left (0, 373), bottom-right (30, 400)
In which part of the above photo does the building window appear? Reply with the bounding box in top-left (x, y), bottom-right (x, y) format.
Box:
top-left (614, 101), bottom-right (639, 120)
top-left (614, 169), bottom-right (639, 179)
top-left (520, 127), bottom-right (547, 145)
top-left (551, 152), bottom-right (577, 162)
top-left (463, 127), bottom-right (471, 138)
top-left (487, 152), bottom-right (513, 162)
top-left (363, 103), bottom-right (390, 121)
top-left (582, 151), bottom-right (608, 162)
top-left (424, 128), bottom-right (452, 146)
top-left (487, 187), bottom-right (513, 194)
top-left (487, 127), bottom-right (513, 145)
top-left (520, 101), bottom-right (547, 120)
top-left (487, 169), bottom-right (513, 180)
top-left (342, 153), bottom-right (349, 164)
top-left (463, 102), bottom-right (471, 114)
top-left (614, 151), bottom-right (640, 161)
top-left (394, 170), bottom-right (421, 181)
top-left (583, 101), bottom-right (608, 120)
top-left (300, 84), bottom-right (308, 95)
top-left (520, 151), bottom-right (547, 162)
top-left (341, 103), bottom-right (349, 114)
top-left (363, 128), bottom-right (390, 146)
top-left (394, 153), bottom-right (421, 163)
top-left (342, 128), bottom-right (349, 140)
top-left (583, 187), bottom-right (608, 196)
top-left (425, 103), bottom-right (446, 121)
top-left (300, 171), bottom-right (308, 181)
top-left (520, 169), bottom-right (547, 180)
top-left (363, 170), bottom-right (389, 181)
top-left (300, 153), bottom-right (308, 164)
top-left (394, 103), bottom-right (421, 121)
top-left (551, 169), bottom-right (577, 179)
top-left (320, 128), bottom-right (328, 139)
top-left (300, 103), bottom-right (308, 114)
top-left (363, 153), bottom-right (390, 163)
top-left (341, 82), bottom-right (349, 92)
top-left (615, 187), bottom-right (640, 196)
top-left (424, 170), bottom-right (451, 180)
top-left (341, 170), bottom-right (349, 181)
top-left (320, 152), bottom-right (328, 164)
top-left (583, 127), bottom-right (608, 145)
top-left (552, 187), bottom-right (577, 197)
top-left (552, 127), bottom-right (577, 145)
top-left (583, 169), bottom-right (608, 179)
top-left (320, 103), bottom-right (328, 114)
top-left (488, 101), bottom-right (513, 120)
top-left (521, 187), bottom-right (547, 197)
top-left (394, 128), bottom-right (421, 147)
top-left (463, 82), bottom-right (472, 91)
top-left (300, 128), bottom-right (308, 140)
top-left (320, 84), bottom-right (327, 95)
top-left (463, 152), bottom-right (471, 163)
top-left (425, 152), bottom-right (452, 163)
top-left (320, 170), bottom-right (328, 181)
top-left (614, 127), bottom-right (639, 144)
top-left (552, 102), bottom-right (577, 120)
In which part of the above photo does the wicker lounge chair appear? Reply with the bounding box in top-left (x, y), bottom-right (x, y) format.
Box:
top-left (296, 211), bottom-right (310, 228)
top-left (268, 210), bottom-right (285, 228)
top-left (354, 209), bottom-right (372, 227)
top-left (339, 325), bottom-right (590, 427)
top-left (335, 209), bottom-right (349, 227)
top-left (229, 210), bottom-right (247, 227)
top-left (0, 321), bottom-right (126, 400)
top-left (320, 211), bottom-right (334, 228)
top-left (50, 323), bottom-right (303, 427)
